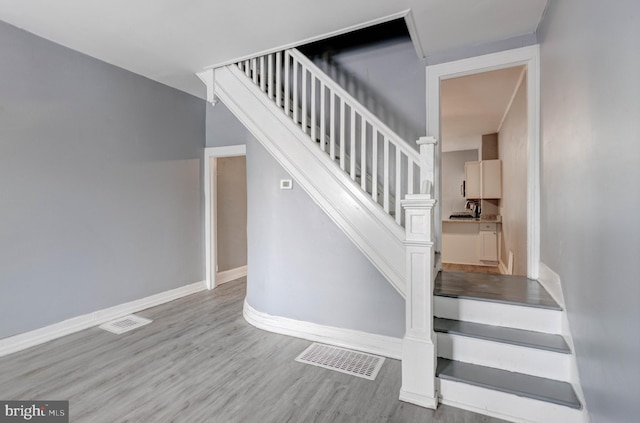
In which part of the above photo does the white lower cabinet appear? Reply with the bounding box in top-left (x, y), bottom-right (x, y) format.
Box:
top-left (442, 221), bottom-right (500, 265)
top-left (479, 227), bottom-right (498, 261)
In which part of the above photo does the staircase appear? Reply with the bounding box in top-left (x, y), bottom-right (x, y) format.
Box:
top-left (200, 47), bottom-right (586, 423)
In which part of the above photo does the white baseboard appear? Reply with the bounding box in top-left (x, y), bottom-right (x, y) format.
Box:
top-left (399, 389), bottom-right (438, 409)
top-left (243, 299), bottom-right (402, 359)
top-left (499, 259), bottom-right (508, 275)
top-left (0, 280), bottom-right (206, 357)
top-left (537, 262), bottom-right (565, 308)
top-left (216, 265), bottom-right (248, 285)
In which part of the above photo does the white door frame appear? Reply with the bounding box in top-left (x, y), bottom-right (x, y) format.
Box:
top-left (426, 45), bottom-right (540, 278)
top-left (204, 145), bottom-right (247, 290)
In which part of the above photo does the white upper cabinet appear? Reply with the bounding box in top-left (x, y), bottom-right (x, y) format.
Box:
top-left (465, 159), bottom-right (502, 199)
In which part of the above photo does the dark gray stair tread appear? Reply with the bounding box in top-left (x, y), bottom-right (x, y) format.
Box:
top-left (434, 318), bottom-right (571, 353)
top-left (435, 271), bottom-right (562, 310)
top-left (436, 358), bottom-right (581, 409)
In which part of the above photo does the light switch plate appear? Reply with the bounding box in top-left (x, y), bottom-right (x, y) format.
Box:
top-left (280, 179), bottom-right (293, 190)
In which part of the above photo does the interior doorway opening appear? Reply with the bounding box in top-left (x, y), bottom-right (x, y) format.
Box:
top-left (426, 45), bottom-right (540, 279)
top-left (204, 145), bottom-right (247, 289)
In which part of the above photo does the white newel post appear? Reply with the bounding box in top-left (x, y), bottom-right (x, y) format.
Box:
top-left (399, 136), bottom-right (438, 409)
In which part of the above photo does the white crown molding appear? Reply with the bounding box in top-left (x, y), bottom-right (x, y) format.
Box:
top-left (0, 281), bottom-right (206, 357)
top-left (243, 300), bottom-right (402, 360)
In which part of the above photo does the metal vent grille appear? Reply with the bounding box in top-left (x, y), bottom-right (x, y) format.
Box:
top-left (295, 343), bottom-right (385, 380)
top-left (99, 315), bottom-right (152, 334)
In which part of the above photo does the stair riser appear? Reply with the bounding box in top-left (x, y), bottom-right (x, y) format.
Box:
top-left (437, 333), bottom-right (571, 382)
top-left (434, 296), bottom-right (562, 334)
top-left (438, 379), bottom-right (587, 423)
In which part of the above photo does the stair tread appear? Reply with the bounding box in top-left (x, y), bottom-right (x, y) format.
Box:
top-left (434, 318), bottom-right (571, 353)
top-left (437, 358), bottom-right (581, 409)
top-left (435, 271), bottom-right (562, 310)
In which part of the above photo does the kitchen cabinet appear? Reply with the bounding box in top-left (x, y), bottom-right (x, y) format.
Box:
top-left (442, 220), bottom-right (501, 265)
top-left (465, 159), bottom-right (502, 199)
top-left (479, 223), bottom-right (498, 261)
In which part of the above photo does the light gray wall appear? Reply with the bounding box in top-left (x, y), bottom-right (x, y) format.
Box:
top-left (244, 136), bottom-right (405, 337)
top-left (310, 38), bottom-right (426, 145)
top-left (538, 1), bottom-right (640, 421)
top-left (216, 156), bottom-right (247, 272)
top-left (498, 78), bottom-right (527, 276)
top-left (0, 21), bottom-right (205, 339)
top-left (442, 149), bottom-right (478, 219)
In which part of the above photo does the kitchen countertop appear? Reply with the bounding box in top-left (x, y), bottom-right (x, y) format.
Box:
top-left (443, 216), bottom-right (502, 223)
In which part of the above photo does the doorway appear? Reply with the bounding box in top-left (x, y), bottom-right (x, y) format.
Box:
top-left (426, 45), bottom-right (540, 279)
top-left (204, 145), bottom-right (247, 289)
top-left (439, 65), bottom-right (528, 275)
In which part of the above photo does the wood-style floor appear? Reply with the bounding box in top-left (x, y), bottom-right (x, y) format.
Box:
top-left (0, 278), bottom-right (506, 423)
top-left (442, 263), bottom-right (502, 275)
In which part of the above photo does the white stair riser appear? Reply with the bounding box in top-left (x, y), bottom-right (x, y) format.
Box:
top-left (435, 296), bottom-right (562, 334)
top-left (438, 379), bottom-right (587, 423)
top-left (437, 333), bottom-right (571, 382)
top-left (215, 65), bottom-right (407, 295)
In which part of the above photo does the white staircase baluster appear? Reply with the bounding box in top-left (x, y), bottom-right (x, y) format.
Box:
top-left (350, 108), bottom-right (356, 180)
top-left (275, 52), bottom-right (282, 108)
top-left (251, 58), bottom-right (258, 84)
top-left (384, 137), bottom-right (390, 213)
top-left (302, 68), bottom-right (307, 134)
top-left (293, 58), bottom-right (299, 125)
top-left (267, 54), bottom-right (274, 100)
top-left (395, 148), bottom-right (402, 224)
top-left (244, 60), bottom-right (250, 78)
top-left (361, 118), bottom-right (367, 191)
top-left (320, 82), bottom-right (326, 152)
top-left (284, 52), bottom-right (290, 117)
top-left (372, 130), bottom-right (379, 202)
top-left (340, 101), bottom-right (346, 170)
top-left (408, 160), bottom-right (414, 195)
top-left (329, 92), bottom-right (336, 160)
top-left (311, 76), bottom-right (316, 142)
top-left (260, 56), bottom-right (266, 92)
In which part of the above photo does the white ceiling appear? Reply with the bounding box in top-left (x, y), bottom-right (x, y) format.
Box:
top-left (441, 65), bottom-right (526, 150)
top-left (0, 0), bottom-right (547, 98)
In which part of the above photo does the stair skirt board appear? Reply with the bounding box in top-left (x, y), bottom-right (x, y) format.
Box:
top-left (214, 64), bottom-right (407, 297)
top-left (438, 379), bottom-right (586, 423)
top-left (243, 299), bottom-right (402, 360)
top-left (434, 296), bottom-right (562, 334)
top-left (436, 333), bottom-right (572, 382)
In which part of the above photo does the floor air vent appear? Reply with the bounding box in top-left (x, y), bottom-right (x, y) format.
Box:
top-left (99, 315), bottom-right (152, 334)
top-left (295, 343), bottom-right (385, 380)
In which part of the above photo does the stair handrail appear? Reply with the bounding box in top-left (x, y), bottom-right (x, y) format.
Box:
top-left (287, 48), bottom-right (420, 165)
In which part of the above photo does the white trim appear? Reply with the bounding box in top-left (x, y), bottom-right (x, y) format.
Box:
top-left (537, 261), bottom-right (565, 308)
top-left (243, 300), bottom-right (402, 360)
top-left (216, 265), bottom-right (248, 285)
top-left (426, 45), bottom-right (541, 279)
top-left (403, 10), bottom-right (426, 59)
top-left (399, 389), bottom-right (438, 409)
top-left (204, 145), bottom-right (247, 290)
top-left (0, 281), bottom-right (206, 357)
top-left (498, 259), bottom-right (509, 275)
top-left (204, 10), bottom-right (411, 70)
top-left (439, 379), bottom-right (587, 423)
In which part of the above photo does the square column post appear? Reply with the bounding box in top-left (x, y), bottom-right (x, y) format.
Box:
top-left (399, 194), bottom-right (438, 409)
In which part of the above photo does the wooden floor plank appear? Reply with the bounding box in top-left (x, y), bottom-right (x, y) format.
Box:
top-left (0, 278), bottom-right (507, 423)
